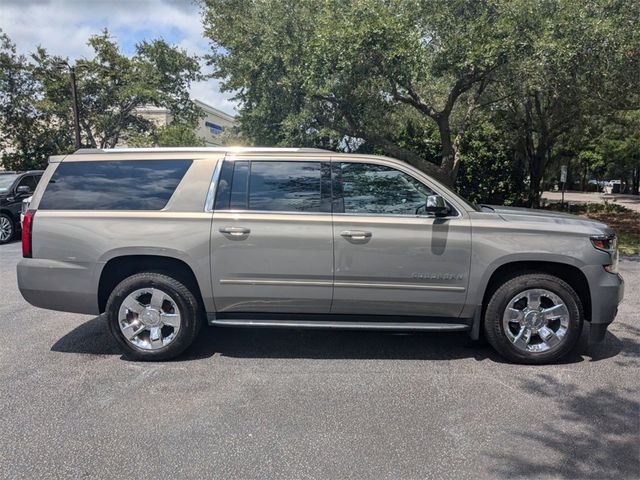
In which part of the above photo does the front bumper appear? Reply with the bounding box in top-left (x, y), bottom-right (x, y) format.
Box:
top-left (581, 264), bottom-right (624, 343)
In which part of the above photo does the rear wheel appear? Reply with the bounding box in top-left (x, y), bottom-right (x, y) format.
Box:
top-left (0, 213), bottom-right (14, 244)
top-left (106, 272), bottom-right (202, 361)
top-left (484, 273), bottom-right (583, 364)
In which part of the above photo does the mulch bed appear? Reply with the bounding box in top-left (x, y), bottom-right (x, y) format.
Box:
top-left (583, 211), bottom-right (640, 235)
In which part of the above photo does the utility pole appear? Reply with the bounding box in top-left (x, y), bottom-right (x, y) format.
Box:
top-left (57, 61), bottom-right (82, 150)
top-left (68, 66), bottom-right (81, 150)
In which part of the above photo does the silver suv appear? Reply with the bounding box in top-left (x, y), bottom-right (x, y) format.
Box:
top-left (17, 148), bottom-right (624, 363)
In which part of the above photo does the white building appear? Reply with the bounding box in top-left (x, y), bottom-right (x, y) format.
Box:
top-left (134, 99), bottom-right (236, 146)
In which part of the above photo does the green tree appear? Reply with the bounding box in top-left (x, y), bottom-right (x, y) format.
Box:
top-left (0, 29), bottom-right (202, 170)
top-left (129, 121), bottom-right (207, 147)
top-left (455, 117), bottom-right (527, 205)
top-left (594, 112), bottom-right (640, 194)
top-left (0, 30), bottom-right (72, 170)
top-left (203, 0), bottom-right (523, 185)
top-left (490, 0), bottom-right (640, 205)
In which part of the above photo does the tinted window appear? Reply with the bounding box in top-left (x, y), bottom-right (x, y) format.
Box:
top-left (230, 161), bottom-right (249, 209)
top-left (17, 175), bottom-right (38, 192)
top-left (249, 162), bottom-right (324, 212)
top-left (0, 174), bottom-right (19, 192)
top-left (39, 160), bottom-right (191, 210)
top-left (215, 161), bottom-right (330, 213)
top-left (214, 160), bottom-right (233, 210)
top-left (337, 163), bottom-right (434, 215)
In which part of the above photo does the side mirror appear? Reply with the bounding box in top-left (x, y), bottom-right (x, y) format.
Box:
top-left (16, 185), bottom-right (32, 195)
top-left (424, 195), bottom-right (449, 217)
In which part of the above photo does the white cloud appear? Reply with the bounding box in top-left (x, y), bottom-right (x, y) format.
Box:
top-left (0, 0), bottom-right (237, 115)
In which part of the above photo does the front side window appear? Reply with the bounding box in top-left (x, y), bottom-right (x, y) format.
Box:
top-left (17, 176), bottom-right (38, 192)
top-left (215, 161), bottom-right (330, 213)
top-left (39, 160), bottom-right (192, 210)
top-left (336, 162), bottom-right (434, 215)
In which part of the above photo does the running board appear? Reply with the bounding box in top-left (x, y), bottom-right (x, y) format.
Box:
top-left (210, 318), bottom-right (470, 332)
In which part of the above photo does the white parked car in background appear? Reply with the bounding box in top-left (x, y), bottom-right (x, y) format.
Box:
top-left (20, 196), bottom-right (32, 226)
top-left (603, 180), bottom-right (621, 194)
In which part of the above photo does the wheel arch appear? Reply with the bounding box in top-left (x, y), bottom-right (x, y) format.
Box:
top-left (98, 254), bottom-right (205, 314)
top-left (480, 260), bottom-right (591, 323)
top-left (0, 208), bottom-right (17, 222)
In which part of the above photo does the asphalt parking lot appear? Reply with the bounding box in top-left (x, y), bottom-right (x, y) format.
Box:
top-left (1, 240), bottom-right (638, 480)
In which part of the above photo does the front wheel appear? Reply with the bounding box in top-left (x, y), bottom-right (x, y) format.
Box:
top-left (484, 273), bottom-right (583, 364)
top-left (106, 272), bottom-right (202, 361)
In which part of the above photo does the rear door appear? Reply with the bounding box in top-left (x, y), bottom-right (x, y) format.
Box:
top-left (210, 156), bottom-right (334, 313)
top-left (331, 159), bottom-right (471, 317)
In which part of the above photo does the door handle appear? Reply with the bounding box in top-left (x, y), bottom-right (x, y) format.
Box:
top-left (219, 226), bottom-right (251, 236)
top-left (340, 230), bottom-right (372, 240)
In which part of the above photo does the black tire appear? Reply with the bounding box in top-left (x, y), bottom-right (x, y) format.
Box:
top-left (106, 272), bottom-right (202, 361)
top-left (0, 213), bottom-right (15, 244)
top-left (483, 273), bottom-right (583, 364)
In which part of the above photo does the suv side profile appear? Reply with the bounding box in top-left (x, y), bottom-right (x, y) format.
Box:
top-left (0, 170), bottom-right (43, 244)
top-left (17, 148), bottom-right (624, 363)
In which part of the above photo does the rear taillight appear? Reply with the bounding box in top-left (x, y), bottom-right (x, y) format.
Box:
top-left (22, 210), bottom-right (35, 258)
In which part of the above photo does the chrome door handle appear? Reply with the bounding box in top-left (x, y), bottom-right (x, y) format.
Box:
top-left (219, 226), bottom-right (251, 236)
top-left (340, 230), bottom-right (372, 240)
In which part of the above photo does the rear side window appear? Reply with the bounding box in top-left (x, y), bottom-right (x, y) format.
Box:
top-left (215, 161), bottom-right (331, 213)
top-left (39, 160), bottom-right (192, 210)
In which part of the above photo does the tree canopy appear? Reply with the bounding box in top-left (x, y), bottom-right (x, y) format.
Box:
top-left (0, 29), bottom-right (202, 170)
top-left (203, 0), bottom-right (640, 202)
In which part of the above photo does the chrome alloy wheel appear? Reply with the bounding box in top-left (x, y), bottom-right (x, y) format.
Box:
top-left (118, 288), bottom-right (182, 350)
top-left (0, 216), bottom-right (12, 242)
top-left (502, 288), bottom-right (570, 354)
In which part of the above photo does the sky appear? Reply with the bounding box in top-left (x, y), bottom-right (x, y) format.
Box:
top-left (0, 0), bottom-right (237, 115)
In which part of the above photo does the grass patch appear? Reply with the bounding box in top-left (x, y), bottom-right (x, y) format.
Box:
top-left (616, 232), bottom-right (640, 256)
top-left (542, 201), bottom-right (640, 256)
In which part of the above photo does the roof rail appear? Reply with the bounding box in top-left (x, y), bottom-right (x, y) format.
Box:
top-left (72, 147), bottom-right (329, 154)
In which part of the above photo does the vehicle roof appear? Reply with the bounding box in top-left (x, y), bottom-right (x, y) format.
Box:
top-left (0, 170), bottom-right (44, 175)
top-left (51, 147), bottom-right (340, 163)
top-left (73, 147), bottom-right (329, 155)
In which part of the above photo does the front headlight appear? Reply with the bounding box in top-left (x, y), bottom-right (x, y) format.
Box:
top-left (591, 234), bottom-right (618, 273)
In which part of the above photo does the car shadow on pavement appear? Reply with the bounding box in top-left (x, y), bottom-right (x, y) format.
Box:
top-left (1, 237), bottom-right (20, 245)
top-left (487, 374), bottom-right (640, 479)
top-left (50, 316), bottom-right (628, 364)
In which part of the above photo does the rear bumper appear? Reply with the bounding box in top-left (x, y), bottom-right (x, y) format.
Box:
top-left (17, 258), bottom-right (100, 315)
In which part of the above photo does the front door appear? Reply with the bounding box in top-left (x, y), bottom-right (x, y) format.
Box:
top-left (331, 160), bottom-right (471, 317)
top-left (210, 157), bottom-right (334, 314)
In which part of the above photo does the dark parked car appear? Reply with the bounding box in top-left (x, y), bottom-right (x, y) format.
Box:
top-left (0, 171), bottom-right (43, 244)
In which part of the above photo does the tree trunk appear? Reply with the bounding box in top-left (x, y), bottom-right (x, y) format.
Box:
top-left (436, 116), bottom-right (458, 185)
top-left (528, 162), bottom-right (543, 207)
top-left (527, 148), bottom-right (548, 208)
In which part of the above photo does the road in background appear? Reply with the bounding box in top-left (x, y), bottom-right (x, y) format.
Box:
top-left (1, 240), bottom-right (638, 479)
top-left (542, 191), bottom-right (640, 213)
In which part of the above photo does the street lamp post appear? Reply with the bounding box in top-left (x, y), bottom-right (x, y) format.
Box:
top-left (68, 66), bottom-right (82, 150)
top-left (57, 61), bottom-right (82, 150)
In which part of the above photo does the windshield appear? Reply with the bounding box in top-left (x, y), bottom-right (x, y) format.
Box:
top-left (0, 174), bottom-right (19, 193)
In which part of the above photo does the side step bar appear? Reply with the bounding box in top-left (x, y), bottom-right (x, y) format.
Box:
top-left (210, 318), bottom-right (470, 332)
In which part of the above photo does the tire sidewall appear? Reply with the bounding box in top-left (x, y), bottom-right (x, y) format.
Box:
top-left (484, 274), bottom-right (583, 364)
top-left (106, 273), bottom-right (200, 361)
top-left (0, 213), bottom-right (14, 244)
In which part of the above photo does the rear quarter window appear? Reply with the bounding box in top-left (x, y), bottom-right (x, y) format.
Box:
top-left (39, 160), bottom-right (192, 210)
